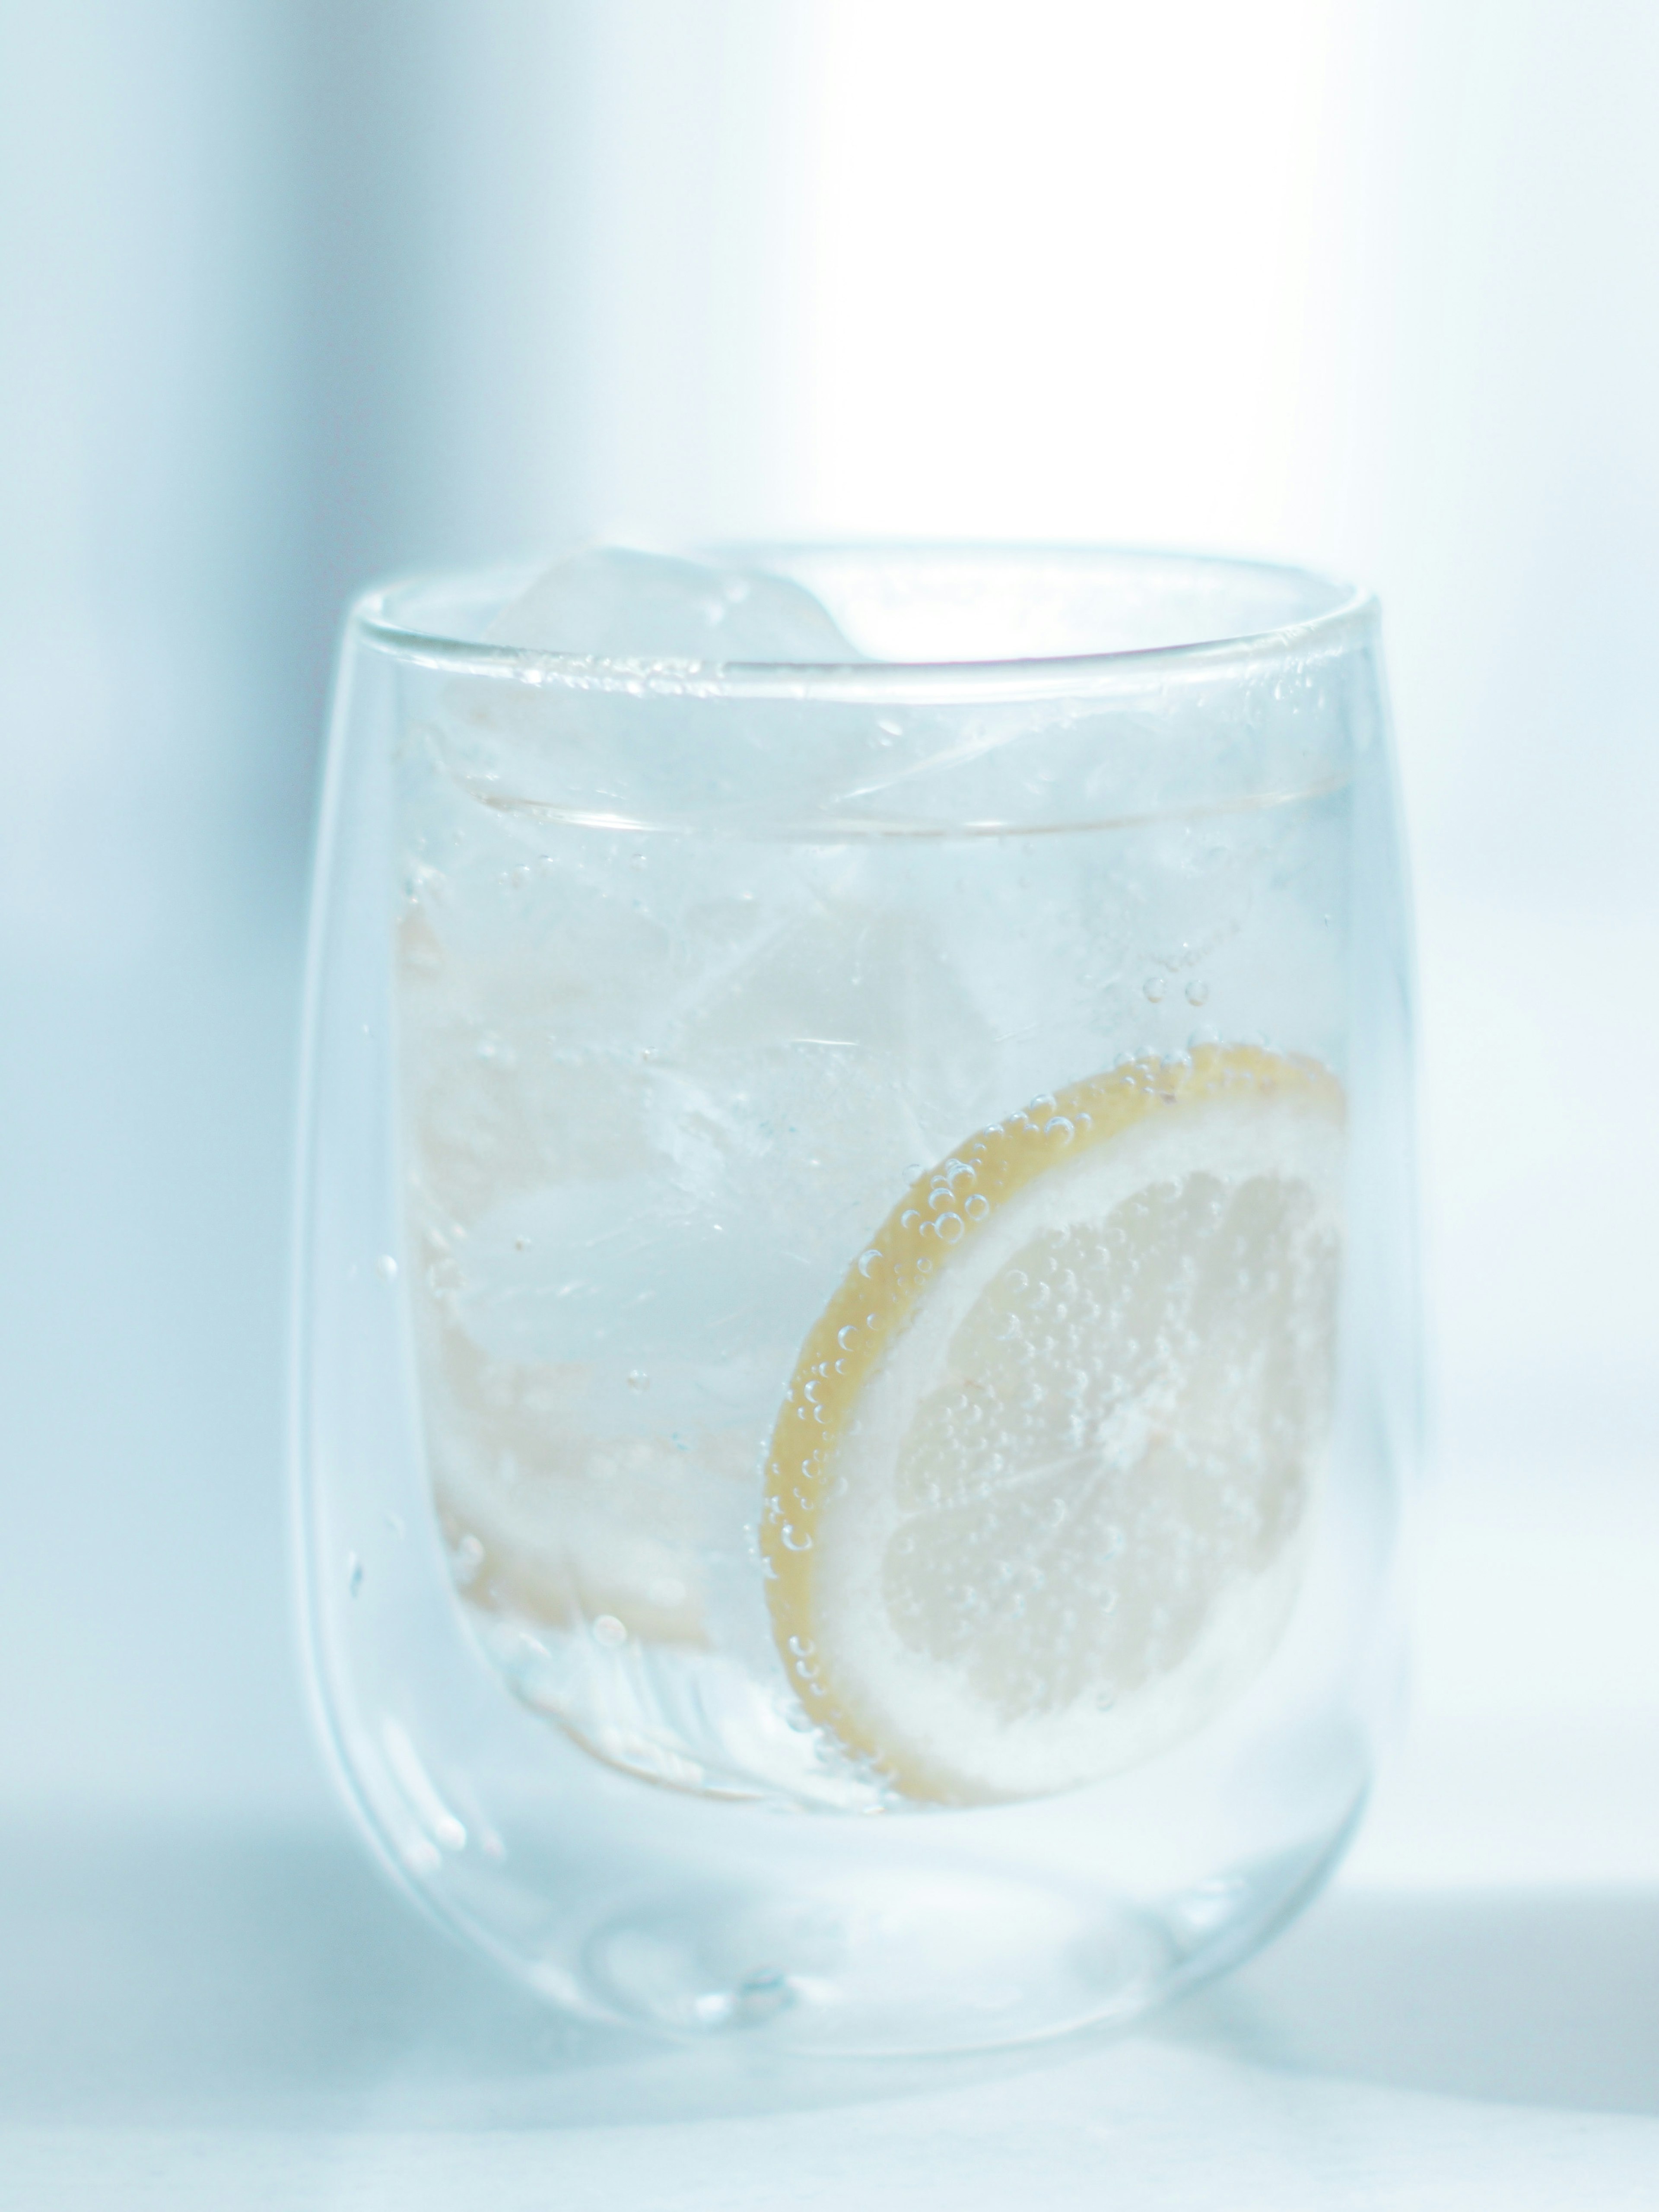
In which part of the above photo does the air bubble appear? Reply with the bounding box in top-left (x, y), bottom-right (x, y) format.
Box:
top-left (626, 1369), bottom-right (649, 1392)
top-left (935, 1211), bottom-right (965, 1243)
top-left (965, 1192), bottom-right (990, 1220)
top-left (780, 1525), bottom-right (814, 1552)
top-left (837, 1324), bottom-right (859, 1351)
top-left (592, 1614), bottom-right (628, 1648)
top-left (1143, 976), bottom-right (1167, 1002)
top-left (375, 1254), bottom-right (398, 1283)
top-left (858, 1249), bottom-right (883, 1278)
top-left (1185, 978), bottom-right (1211, 1006)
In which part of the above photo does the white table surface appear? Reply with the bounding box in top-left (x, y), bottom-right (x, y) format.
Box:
top-left (3, 1777), bottom-right (1656, 2212)
top-left (8, 1529), bottom-right (1659, 2212)
top-left (8, 1361), bottom-right (1659, 2208)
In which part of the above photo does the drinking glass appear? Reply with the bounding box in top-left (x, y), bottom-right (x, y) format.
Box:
top-left (292, 546), bottom-right (1415, 2053)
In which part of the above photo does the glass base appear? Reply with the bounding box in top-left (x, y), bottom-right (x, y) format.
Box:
top-left (511, 1822), bottom-right (1354, 2056)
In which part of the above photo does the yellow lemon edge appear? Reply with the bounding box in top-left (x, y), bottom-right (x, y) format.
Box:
top-left (760, 1041), bottom-right (1346, 1798)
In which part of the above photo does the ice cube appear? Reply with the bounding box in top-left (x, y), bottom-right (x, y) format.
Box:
top-left (487, 546), bottom-right (862, 665)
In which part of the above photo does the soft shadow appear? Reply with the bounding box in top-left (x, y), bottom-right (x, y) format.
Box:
top-left (1158, 1885), bottom-right (1659, 2116)
top-left (0, 1821), bottom-right (1039, 2131)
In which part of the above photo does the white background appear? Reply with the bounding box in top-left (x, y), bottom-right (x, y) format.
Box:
top-left (2, 1), bottom-right (1656, 2199)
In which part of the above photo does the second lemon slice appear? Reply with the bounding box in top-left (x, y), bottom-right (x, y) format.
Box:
top-left (762, 1045), bottom-right (1345, 1805)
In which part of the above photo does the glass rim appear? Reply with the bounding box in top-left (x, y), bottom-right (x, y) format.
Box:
top-left (350, 541), bottom-right (1376, 705)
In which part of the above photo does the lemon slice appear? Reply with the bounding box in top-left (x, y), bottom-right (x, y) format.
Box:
top-left (762, 1045), bottom-right (1345, 1805)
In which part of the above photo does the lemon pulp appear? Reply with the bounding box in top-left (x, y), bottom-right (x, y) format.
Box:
top-left (762, 1045), bottom-right (1345, 1805)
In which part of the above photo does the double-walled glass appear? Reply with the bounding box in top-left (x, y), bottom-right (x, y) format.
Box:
top-left (293, 547), bottom-right (1415, 2053)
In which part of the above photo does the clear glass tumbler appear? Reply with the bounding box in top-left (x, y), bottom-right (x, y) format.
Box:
top-left (293, 546), bottom-right (1415, 2053)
